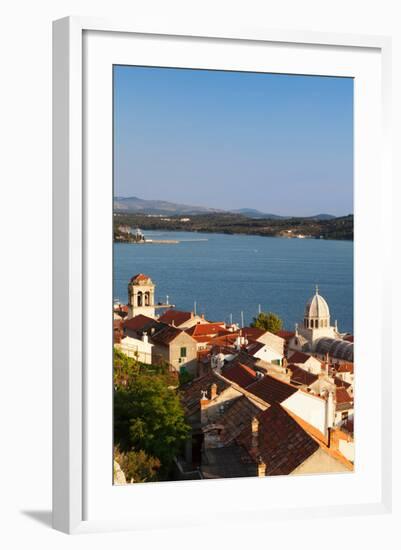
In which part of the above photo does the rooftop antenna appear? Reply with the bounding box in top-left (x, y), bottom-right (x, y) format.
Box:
top-left (194, 301), bottom-right (197, 315)
top-left (230, 313), bottom-right (233, 325)
top-left (166, 295), bottom-right (169, 305)
top-left (241, 311), bottom-right (244, 328)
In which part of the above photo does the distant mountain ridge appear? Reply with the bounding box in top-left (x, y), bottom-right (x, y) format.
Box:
top-left (114, 196), bottom-right (223, 215)
top-left (114, 196), bottom-right (337, 220)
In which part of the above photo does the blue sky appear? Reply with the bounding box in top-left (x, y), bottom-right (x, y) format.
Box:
top-left (114, 66), bottom-right (353, 217)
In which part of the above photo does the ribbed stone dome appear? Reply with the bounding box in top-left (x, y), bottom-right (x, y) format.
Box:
top-left (304, 287), bottom-right (330, 320)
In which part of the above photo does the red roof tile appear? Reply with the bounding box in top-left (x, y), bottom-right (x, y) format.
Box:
top-left (123, 314), bottom-right (156, 331)
top-left (336, 387), bottom-right (353, 405)
top-left (236, 404), bottom-right (320, 475)
top-left (158, 310), bottom-right (193, 326)
top-left (179, 372), bottom-right (231, 415)
top-left (277, 330), bottom-right (295, 342)
top-left (240, 327), bottom-right (265, 339)
top-left (288, 364), bottom-right (318, 386)
top-left (246, 374), bottom-right (298, 404)
top-left (130, 273), bottom-right (152, 283)
top-left (289, 351), bottom-right (317, 364)
top-left (151, 324), bottom-right (185, 345)
top-left (337, 363), bottom-right (354, 374)
top-left (222, 363), bottom-right (258, 389)
top-left (218, 396), bottom-right (261, 446)
top-left (186, 322), bottom-right (228, 339)
top-left (245, 341), bottom-right (265, 357)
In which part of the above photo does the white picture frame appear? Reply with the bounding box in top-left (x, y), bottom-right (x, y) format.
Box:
top-left (52, 16), bottom-right (393, 535)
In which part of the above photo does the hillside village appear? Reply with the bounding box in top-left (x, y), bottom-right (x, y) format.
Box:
top-left (113, 273), bottom-right (354, 483)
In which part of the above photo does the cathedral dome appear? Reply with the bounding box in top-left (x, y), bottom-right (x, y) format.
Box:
top-left (305, 288), bottom-right (330, 319)
top-left (303, 286), bottom-right (331, 330)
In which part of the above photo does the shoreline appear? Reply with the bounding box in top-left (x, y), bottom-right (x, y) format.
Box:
top-left (114, 229), bottom-right (353, 245)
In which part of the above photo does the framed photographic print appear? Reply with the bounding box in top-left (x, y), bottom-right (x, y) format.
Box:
top-left (53, 17), bottom-right (392, 534)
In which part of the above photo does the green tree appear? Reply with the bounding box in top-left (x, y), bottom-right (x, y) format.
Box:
top-left (250, 311), bottom-right (283, 334)
top-left (114, 447), bottom-right (160, 483)
top-left (114, 375), bottom-right (189, 475)
top-left (113, 347), bottom-right (140, 388)
top-left (178, 367), bottom-right (194, 386)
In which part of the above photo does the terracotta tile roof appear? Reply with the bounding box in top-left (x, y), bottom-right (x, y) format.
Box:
top-left (288, 364), bottom-right (318, 386)
top-left (236, 404), bottom-right (320, 475)
top-left (130, 273), bottom-right (152, 283)
top-left (150, 324), bottom-right (184, 345)
top-left (334, 377), bottom-right (351, 389)
top-left (336, 387), bottom-right (353, 405)
top-left (208, 333), bottom-right (239, 347)
top-left (246, 374), bottom-right (298, 404)
top-left (245, 341), bottom-right (265, 357)
top-left (158, 309), bottom-right (193, 326)
top-left (277, 330), bottom-right (295, 342)
top-left (218, 396), bottom-right (262, 446)
top-left (179, 372), bottom-right (231, 415)
top-left (336, 363), bottom-right (354, 374)
top-left (222, 363), bottom-right (258, 389)
top-left (240, 327), bottom-right (265, 340)
top-left (123, 314), bottom-right (155, 329)
top-left (285, 409), bottom-right (354, 471)
top-left (114, 304), bottom-right (129, 318)
top-left (186, 323), bottom-right (229, 340)
top-left (224, 350), bottom-right (259, 370)
top-left (288, 351), bottom-right (315, 364)
top-left (186, 322), bottom-right (224, 335)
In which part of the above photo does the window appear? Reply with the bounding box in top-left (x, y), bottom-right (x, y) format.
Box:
top-left (341, 411), bottom-right (349, 421)
top-left (180, 347), bottom-right (187, 358)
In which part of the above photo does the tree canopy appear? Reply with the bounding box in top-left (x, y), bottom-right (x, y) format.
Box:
top-left (114, 374), bottom-right (189, 476)
top-left (250, 311), bottom-right (283, 334)
top-left (114, 447), bottom-right (160, 483)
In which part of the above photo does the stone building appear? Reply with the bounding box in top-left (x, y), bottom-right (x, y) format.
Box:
top-left (150, 325), bottom-right (198, 374)
top-left (127, 273), bottom-right (156, 319)
top-left (288, 286), bottom-right (354, 363)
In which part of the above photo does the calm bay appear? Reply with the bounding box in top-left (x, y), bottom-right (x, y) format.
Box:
top-left (113, 230), bottom-right (353, 334)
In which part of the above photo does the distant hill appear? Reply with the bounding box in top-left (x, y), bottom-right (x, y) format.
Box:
top-left (231, 208), bottom-right (335, 220)
top-left (306, 213), bottom-right (336, 220)
top-left (114, 196), bottom-right (337, 220)
top-left (114, 196), bottom-right (223, 215)
top-left (231, 208), bottom-right (284, 219)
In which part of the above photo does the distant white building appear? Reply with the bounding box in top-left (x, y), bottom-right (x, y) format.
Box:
top-left (246, 341), bottom-right (283, 366)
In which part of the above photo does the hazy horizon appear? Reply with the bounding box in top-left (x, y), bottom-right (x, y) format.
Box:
top-left (114, 66), bottom-right (353, 217)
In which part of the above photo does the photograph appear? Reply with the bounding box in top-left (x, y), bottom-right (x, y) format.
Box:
top-left (112, 65), bottom-right (354, 484)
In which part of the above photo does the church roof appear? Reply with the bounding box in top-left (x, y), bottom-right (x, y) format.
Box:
top-left (130, 273), bottom-right (153, 285)
top-left (314, 337), bottom-right (354, 362)
top-left (305, 287), bottom-right (330, 319)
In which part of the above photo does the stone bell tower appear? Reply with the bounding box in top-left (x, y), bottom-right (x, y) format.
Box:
top-left (127, 273), bottom-right (156, 319)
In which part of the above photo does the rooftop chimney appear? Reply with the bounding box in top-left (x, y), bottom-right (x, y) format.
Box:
top-left (251, 417), bottom-right (259, 448)
top-left (210, 383), bottom-right (218, 400)
top-left (142, 332), bottom-right (148, 344)
top-left (200, 390), bottom-right (209, 410)
top-left (257, 456), bottom-right (267, 477)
